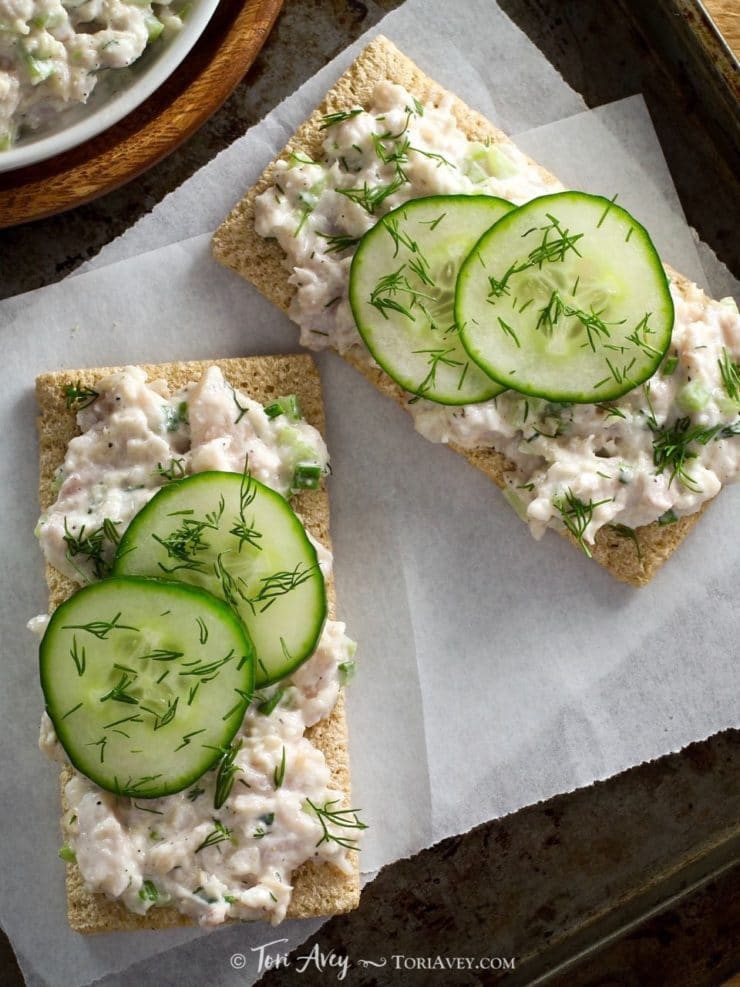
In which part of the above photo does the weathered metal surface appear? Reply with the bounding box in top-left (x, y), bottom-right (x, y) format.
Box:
top-left (251, 731), bottom-right (739, 986)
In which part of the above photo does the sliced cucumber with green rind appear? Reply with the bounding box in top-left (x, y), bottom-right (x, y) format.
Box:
top-left (456, 191), bottom-right (674, 402)
top-left (40, 577), bottom-right (255, 798)
top-left (114, 471), bottom-right (326, 686)
top-left (349, 195), bottom-right (514, 404)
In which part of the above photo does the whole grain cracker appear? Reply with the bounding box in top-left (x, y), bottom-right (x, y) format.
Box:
top-left (36, 354), bottom-right (360, 932)
top-left (212, 36), bottom-right (713, 587)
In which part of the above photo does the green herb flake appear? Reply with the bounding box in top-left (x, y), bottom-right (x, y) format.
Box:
top-left (553, 489), bottom-right (614, 558)
top-left (258, 689), bottom-right (284, 717)
top-left (305, 799), bottom-right (368, 851)
top-left (319, 108), bottom-right (362, 129)
top-left (338, 660), bottom-right (356, 685)
top-left (64, 381), bottom-right (99, 410)
top-left (661, 354), bottom-right (679, 377)
top-left (264, 394), bottom-right (302, 421)
top-left (273, 746), bottom-right (287, 789)
top-left (138, 879), bottom-right (159, 903)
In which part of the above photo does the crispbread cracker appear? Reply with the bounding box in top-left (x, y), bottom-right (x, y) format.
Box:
top-left (212, 35), bottom-right (714, 587)
top-left (36, 355), bottom-right (360, 933)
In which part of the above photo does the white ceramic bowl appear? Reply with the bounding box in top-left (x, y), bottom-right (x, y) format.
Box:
top-left (0, 0), bottom-right (220, 175)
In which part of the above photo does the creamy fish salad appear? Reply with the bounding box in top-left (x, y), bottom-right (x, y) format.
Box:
top-left (0, 0), bottom-right (189, 147)
top-left (35, 366), bottom-right (361, 926)
top-left (253, 81), bottom-right (740, 549)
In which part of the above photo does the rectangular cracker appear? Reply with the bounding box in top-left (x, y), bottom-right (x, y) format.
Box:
top-left (36, 354), bottom-right (361, 933)
top-left (212, 35), bottom-right (713, 587)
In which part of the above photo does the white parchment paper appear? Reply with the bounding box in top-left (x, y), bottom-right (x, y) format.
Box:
top-left (2, 2), bottom-right (738, 986)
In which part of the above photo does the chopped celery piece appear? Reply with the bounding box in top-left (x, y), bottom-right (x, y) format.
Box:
top-left (278, 425), bottom-right (321, 464)
top-left (338, 660), bottom-right (356, 685)
top-left (145, 14), bottom-right (164, 42)
top-left (677, 380), bottom-right (709, 413)
top-left (502, 487), bottom-right (529, 522)
top-left (661, 355), bottom-right (678, 376)
top-left (138, 880), bottom-right (159, 902)
top-left (265, 394), bottom-right (302, 421)
top-left (465, 142), bottom-right (518, 180)
top-left (22, 50), bottom-right (55, 85)
top-left (58, 844), bottom-right (76, 863)
top-left (292, 463), bottom-right (322, 491)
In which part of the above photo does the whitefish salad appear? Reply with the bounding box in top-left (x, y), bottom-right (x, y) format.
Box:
top-left (35, 364), bottom-right (363, 927)
top-left (0, 0), bottom-right (190, 148)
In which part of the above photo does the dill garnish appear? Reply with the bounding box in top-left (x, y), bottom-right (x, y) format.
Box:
top-left (650, 417), bottom-right (723, 492)
top-left (214, 739), bottom-right (242, 810)
top-left (195, 819), bottom-right (233, 852)
top-left (319, 108), bottom-right (362, 129)
top-left (64, 381), bottom-right (99, 410)
top-left (306, 798), bottom-right (367, 851)
top-left (553, 489), bottom-right (613, 557)
top-left (718, 347), bottom-right (740, 403)
top-left (336, 175), bottom-right (406, 215)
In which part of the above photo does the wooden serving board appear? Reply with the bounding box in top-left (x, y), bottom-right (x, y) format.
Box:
top-left (703, 0), bottom-right (740, 55)
top-left (0, 0), bottom-right (284, 228)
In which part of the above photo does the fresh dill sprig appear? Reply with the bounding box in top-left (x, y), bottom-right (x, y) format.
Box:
top-left (213, 553), bottom-right (247, 610)
top-left (232, 387), bottom-right (249, 424)
top-left (99, 670), bottom-right (139, 706)
top-left (177, 650), bottom-right (236, 680)
top-left (336, 175), bottom-right (406, 215)
top-left (408, 348), bottom-right (463, 403)
top-left (409, 145), bottom-right (453, 169)
top-left (195, 819), bottom-right (233, 852)
top-left (651, 417), bottom-right (722, 492)
top-left (524, 213), bottom-right (584, 268)
top-left (369, 264), bottom-right (436, 322)
top-left (534, 290), bottom-right (621, 352)
top-left (487, 214), bottom-right (584, 300)
top-left (718, 347), bottom-right (740, 403)
top-left (553, 489), bottom-right (613, 557)
top-left (273, 746), bottom-right (286, 789)
top-left (597, 403), bottom-right (627, 420)
top-left (319, 108), bottom-right (362, 129)
top-left (69, 636), bottom-right (86, 676)
top-left (317, 231), bottom-right (360, 254)
top-left (371, 132), bottom-right (410, 180)
top-left (214, 739), bottom-right (242, 810)
top-left (153, 499), bottom-right (224, 574)
top-left (62, 612), bottom-right (138, 639)
top-left (62, 517), bottom-right (120, 579)
top-left (64, 381), bottom-right (99, 411)
top-left (229, 462), bottom-right (262, 553)
top-left (625, 313), bottom-right (661, 357)
top-left (154, 458), bottom-right (187, 482)
top-left (246, 563), bottom-right (318, 615)
top-left (306, 798), bottom-right (367, 851)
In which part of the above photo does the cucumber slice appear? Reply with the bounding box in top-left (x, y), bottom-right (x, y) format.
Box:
top-left (349, 195), bottom-right (514, 404)
top-left (40, 577), bottom-right (254, 798)
top-left (456, 191), bottom-right (674, 402)
top-left (114, 471), bottom-right (326, 686)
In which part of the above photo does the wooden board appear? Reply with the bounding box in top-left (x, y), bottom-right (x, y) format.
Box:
top-left (703, 0), bottom-right (740, 55)
top-left (0, 0), bottom-right (284, 228)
